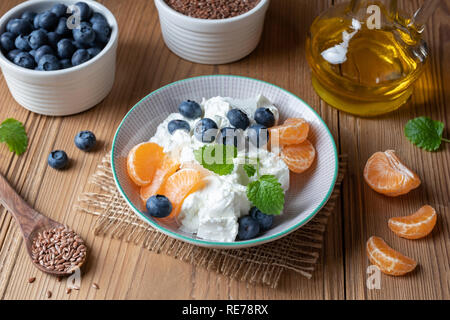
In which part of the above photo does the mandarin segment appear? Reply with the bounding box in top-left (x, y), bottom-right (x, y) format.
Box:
top-left (366, 236), bottom-right (417, 276)
top-left (388, 205), bottom-right (437, 239)
top-left (127, 142), bottom-right (165, 186)
top-left (269, 118), bottom-right (309, 146)
top-left (363, 150), bottom-right (421, 197)
top-left (280, 139), bottom-right (316, 173)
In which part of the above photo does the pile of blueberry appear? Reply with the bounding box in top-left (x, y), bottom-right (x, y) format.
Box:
top-left (48, 130), bottom-right (96, 169)
top-left (0, 2), bottom-right (111, 71)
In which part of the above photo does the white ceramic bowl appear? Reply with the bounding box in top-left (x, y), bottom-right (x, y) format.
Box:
top-left (0, 0), bottom-right (118, 116)
top-left (112, 75), bottom-right (338, 249)
top-left (154, 0), bottom-right (270, 64)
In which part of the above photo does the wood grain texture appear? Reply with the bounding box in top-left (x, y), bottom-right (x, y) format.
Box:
top-left (0, 0), bottom-right (448, 300)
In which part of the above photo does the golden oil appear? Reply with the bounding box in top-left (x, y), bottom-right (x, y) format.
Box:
top-left (306, 1), bottom-right (428, 116)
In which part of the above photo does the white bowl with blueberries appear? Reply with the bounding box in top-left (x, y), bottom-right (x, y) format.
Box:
top-left (0, 0), bottom-right (118, 116)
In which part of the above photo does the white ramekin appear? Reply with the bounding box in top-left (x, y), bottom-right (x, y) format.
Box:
top-left (154, 0), bottom-right (270, 64)
top-left (0, 0), bottom-right (118, 116)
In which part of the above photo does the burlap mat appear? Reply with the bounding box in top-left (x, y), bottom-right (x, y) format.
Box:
top-left (76, 153), bottom-right (346, 288)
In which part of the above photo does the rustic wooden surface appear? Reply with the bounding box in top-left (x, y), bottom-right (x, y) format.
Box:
top-left (0, 0), bottom-right (448, 300)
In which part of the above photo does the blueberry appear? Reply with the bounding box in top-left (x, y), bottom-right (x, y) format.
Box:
top-left (87, 46), bottom-right (101, 57)
top-left (73, 22), bottom-right (95, 46)
top-left (33, 13), bottom-right (42, 29)
top-left (50, 3), bottom-right (68, 18)
top-left (57, 39), bottom-right (75, 59)
top-left (248, 124), bottom-right (269, 148)
top-left (21, 11), bottom-right (37, 24)
top-left (28, 29), bottom-right (48, 50)
top-left (238, 216), bottom-right (260, 240)
top-left (74, 130), bottom-right (96, 151)
top-left (13, 52), bottom-right (35, 69)
top-left (38, 11), bottom-right (59, 31)
top-left (227, 109), bottom-right (250, 130)
top-left (254, 108), bottom-right (275, 128)
top-left (47, 150), bottom-right (68, 169)
top-left (47, 32), bottom-right (61, 49)
top-left (0, 32), bottom-right (16, 52)
top-left (29, 49), bottom-right (36, 58)
top-left (178, 100), bottom-right (202, 119)
top-left (75, 2), bottom-right (92, 21)
top-left (60, 58), bottom-right (72, 69)
top-left (72, 39), bottom-right (87, 49)
top-left (71, 48), bottom-right (90, 66)
top-left (37, 54), bottom-right (61, 71)
top-left (90, 12), bottom-right (107, 25)
top-left (14, 34), bottom-right (31, 51)
top-left (92, 21), bottom-right (110, 44)
top-left (146, 195), bottom-right (172, 218)
top-left (168, 119), bottom-right (190, 135)
top-left (249, 207), bottom-right (273, 231)
top-left (194, 118), bottom-right (218, 143)
top-left (55, 17), bottom-right (71, 36)
top-left (7, 49), bottom-right (22, 61)
top-left (34, 45), bottom-right (54, 64)
top-left (219, 127), bottom-right (242, 148)
top-left (7, 18), bottom-right (33, 36)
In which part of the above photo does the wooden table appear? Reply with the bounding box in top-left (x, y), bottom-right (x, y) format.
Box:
top-left (0, 0), bottom-right (448, 300)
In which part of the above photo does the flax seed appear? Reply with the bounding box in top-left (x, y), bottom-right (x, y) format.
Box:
top-left (28, 277), bottom-right (36, 283)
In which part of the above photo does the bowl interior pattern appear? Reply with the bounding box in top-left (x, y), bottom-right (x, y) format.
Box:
top-left (112, 75), bottom-right (338, 248)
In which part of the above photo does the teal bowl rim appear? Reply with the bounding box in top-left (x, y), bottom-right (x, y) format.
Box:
top-left (111, 75), bottom-right (339, 248)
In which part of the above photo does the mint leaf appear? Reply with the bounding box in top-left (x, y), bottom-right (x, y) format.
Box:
top-left (405, 117), bottom-right (446, 151)
top-left (194, 144), bottom-right (238, 176)
top-left (243, 164), bottom-right (256, 177)
top-left (247, 175), bottom-right (284, 215)
top-left (0, 118), bottom-right (28, 155)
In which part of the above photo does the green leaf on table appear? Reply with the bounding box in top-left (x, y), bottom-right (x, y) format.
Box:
top-left (0, 118), bottom-right (28, 155)
top-left (405, 117), bottom-right (447, 151)
top-left (194, 144), bottom-right (238, 176)
top-left (243, 164), bottom-right (256, 177)
top-left (246, 175), bottom-right (284, 215)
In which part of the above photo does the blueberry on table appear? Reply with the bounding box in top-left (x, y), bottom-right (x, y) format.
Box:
top-left (73, 22), bottom-right (96, 46)
top-left (248, 124), bottom-right (269, 148)
top-left (34, 45), bottom-right (54, 64)
top-left (21, 11), bottom-right (37, 24)
top-left (90, 12), bottom-right (108, 25)
top-left (14, 34), bottom-right (31, 51)
top-left (178, 100), bottom-right (202, 119)
top-left (7, 49), bottom-right (22, 62)
top-left (37, 54), bottom-right (61, 71)
top-left (238, 216), bottom-right (260, 240)
top-left (71, 49), bottom-right (91, 66)
top-left (55, 17), bottom-right (71, 36)
top-left (60, 59), bottom-right (72, 69)
top-left (7, 18), bottom-right (33, 36)
top-left (38, 11), bottom-right (59, 31)
top-left (57, 39), bottom-right (76, 59)
top-left (75, 2), bottom-right (93, 21)
top-left (28, 29), bottom-right (48, 50)
top-left (87, 47), bottom-right (101, 58)
top-left (47, 32), bottom-right (61, 49)
top-left (254, 108), bottom-right (275, 128)
top-left (13, 52), bottom-right (35, 69)
top-left (219, 127), bottom-right (241, 148)
top-left (92, 21), bottom-right (111, 44)
top-left (48, 150), bottom-right (68, 169)
top-left (194, 118), bottom-right (218, 143)
top-left (227, 109), bottom-right (250, 130)
top-left (50, 3), bottom-right (68, 18)
top-left (0, 32), bottom-right (16, 52)
top-left (249, 207), bottom-right (274, 231)
top-left (146, 195), bottom-right (172, 218)
top-left (74, 130), bottom-right (96, 151)
top-left (168, 119), bottom-right (190, 135)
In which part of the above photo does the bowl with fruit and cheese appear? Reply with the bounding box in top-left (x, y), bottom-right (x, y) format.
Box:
top-left (112, 75), bottom-right (338, 248)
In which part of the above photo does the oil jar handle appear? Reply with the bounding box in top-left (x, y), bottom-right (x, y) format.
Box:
top-left (409, 0), bottom-right (441, 32)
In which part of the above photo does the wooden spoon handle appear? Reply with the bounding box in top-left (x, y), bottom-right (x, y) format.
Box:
top-left (0, 173), bottom-right (41, 238)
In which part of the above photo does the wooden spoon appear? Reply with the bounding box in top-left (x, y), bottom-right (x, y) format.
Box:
top-left (0, 173), bottom-right (87, 276)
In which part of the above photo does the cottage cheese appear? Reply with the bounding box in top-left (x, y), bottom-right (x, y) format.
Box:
top-left (150, 95), bottom-right (290, 242)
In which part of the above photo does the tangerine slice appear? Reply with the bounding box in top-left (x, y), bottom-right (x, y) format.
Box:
top-left (366, 236), bottom-right (417, 276)
top-left (140, 156), bottom-right (180, 203)
top-left (363, 150), bottom-right (421, 197)
top-left (269, 118), bottom-right (309, 146)
top-left (280, 139), bottom-right (316, 173)
top-left (388, 205), bottom-right (437, 240)
top-left (157, 168), bottom-right (205, 219)
top-left (127, 142), bottom-right (165, 186)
